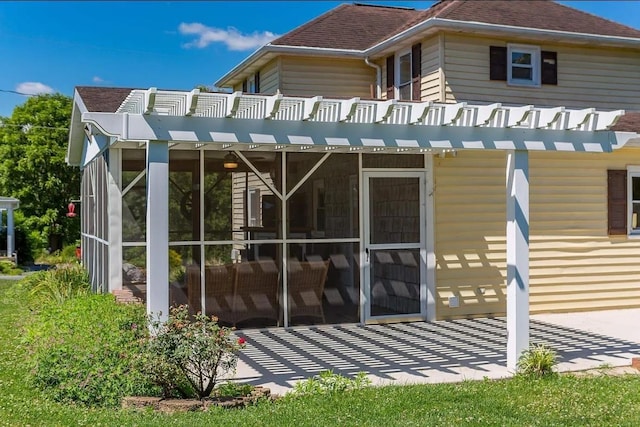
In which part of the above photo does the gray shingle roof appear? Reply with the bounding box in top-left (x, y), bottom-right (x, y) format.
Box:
top-left (76, 86), bottom-right (134, 112)
top-left (271, 1), bottom-right (640, 51)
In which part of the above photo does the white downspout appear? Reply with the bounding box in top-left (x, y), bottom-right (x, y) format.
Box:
top-left (364, 57), bottom-right (381, 99)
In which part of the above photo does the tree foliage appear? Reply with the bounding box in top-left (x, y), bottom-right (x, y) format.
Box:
top-left (0, 94), bottom-right (79, 254)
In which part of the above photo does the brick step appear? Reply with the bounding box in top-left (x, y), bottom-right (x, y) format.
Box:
top-left (112, 289), bottom-right (142, 304)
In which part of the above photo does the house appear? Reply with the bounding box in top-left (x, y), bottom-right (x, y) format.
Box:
top-left (66, 0), bottom-right (640, 368)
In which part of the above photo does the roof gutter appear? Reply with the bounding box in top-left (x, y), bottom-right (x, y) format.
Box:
top-left (365, 18), bottom-right (640, 57)
top-left (215, 44), bottom-right (365, 88)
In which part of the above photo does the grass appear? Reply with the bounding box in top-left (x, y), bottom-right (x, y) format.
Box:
top-left (1, 278), bottom-right (640, 426)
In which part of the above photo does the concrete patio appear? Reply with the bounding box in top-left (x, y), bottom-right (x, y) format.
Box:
top-left (234, 309), bottom-right (640, 395)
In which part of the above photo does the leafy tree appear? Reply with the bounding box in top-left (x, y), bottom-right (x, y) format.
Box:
top-left (0, 94), bottom-right (79, 255)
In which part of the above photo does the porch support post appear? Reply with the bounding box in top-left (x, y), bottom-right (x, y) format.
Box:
top-left (146, 141), bottom-right (169, 321)
top-left (6, 206), bottom-right (14, 258)
top-left (506, 149), bottom-right (530, 371)
top-left (107, 148), bottom-right (123, 292)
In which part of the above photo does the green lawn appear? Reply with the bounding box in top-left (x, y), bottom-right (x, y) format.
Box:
top-left (1, 278), bottom-right (639, 426)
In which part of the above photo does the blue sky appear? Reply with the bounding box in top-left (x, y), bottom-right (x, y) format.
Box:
top-left (1, 1), bottom-right (639, 117)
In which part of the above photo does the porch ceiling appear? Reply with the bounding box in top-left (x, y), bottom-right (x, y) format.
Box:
top-left (70, 88), bottom-right (638, 167)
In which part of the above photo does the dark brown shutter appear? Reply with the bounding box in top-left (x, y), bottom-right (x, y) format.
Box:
top-left (254, 72), bottom-right (260, 93)
top-left (608, 170), bottom-right (627, 235)
top-left (541, 51), bottom-right (557, 85)
top-left (411, 43), bottom-right (422, 101)
top-left (242, 79), bottom-right (247, 92)
top-left (386, 55), bottom-right (395, 99)
top-left (489, 46), bottom-right (507, 81)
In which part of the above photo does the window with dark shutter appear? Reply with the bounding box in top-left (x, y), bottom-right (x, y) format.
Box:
top-left (411, 43), bottom-right (421, 101)
top-left (254, 72), bottom-right (260, 93)
top-left (608, 170), bottom-right (627, 235)
top-left (386, 55), bottom-right (395, 99)
top-left (490, 46), bottom-right (507, 81)
top-left (242, 79), bottom-right (248, 93)
top-left (541, 51), bottom-right (557, 85)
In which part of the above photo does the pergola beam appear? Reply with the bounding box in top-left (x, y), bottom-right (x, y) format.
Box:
top-left (81, 112), bottom-right (629, 158)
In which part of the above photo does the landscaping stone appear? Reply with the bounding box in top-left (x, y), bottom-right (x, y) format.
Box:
top-left (205, 385), bottom-right (272, 409)
top-left (121, 396), bottom-right (162, 411)
top-left (632, 357), bottom-right (640, 370)
top-left (158, 399), bottom-right (204, 413)
top-left (122, 386), bottom-right (272, 413)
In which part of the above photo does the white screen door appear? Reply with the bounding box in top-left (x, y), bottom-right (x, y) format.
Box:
top-left (363, 171), bottom-right (427, 322)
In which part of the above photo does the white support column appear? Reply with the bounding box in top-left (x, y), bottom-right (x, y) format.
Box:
top-left (146, 141), bottom-right (169, 321)
top-left (107, 148), bottom-right (123, 292)
top-left (506, 150), bottom-right (530, 370)
top-left (7, 207), bottom-right (14, 258)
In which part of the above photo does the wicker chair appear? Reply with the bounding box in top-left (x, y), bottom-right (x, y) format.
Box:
top-left (231, 260), bottom-right (280, 326)
top-left (287, 259), bottom-right (330, 323)
top-left (204, 264), bottom-right (235, 325)
top-left (186, 264), bottom-right (202, 314)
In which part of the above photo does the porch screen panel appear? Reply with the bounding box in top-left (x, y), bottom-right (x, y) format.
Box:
top-left (122, 149), bottom-right (146, 242)
top-left (363, 154), bottom-right (424, 169)
top-left (169, 151), bottom-right (200, 242)
top-left (286, 153), bottom-right (359, 239)
top-left (203, 151), bottom-right (282, 242)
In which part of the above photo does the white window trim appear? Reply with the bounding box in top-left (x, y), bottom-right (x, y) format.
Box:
top-left (507, 44), bottom-right (541, 87)
top-left (627, 166), bottom-right (640, 237)
top-left (394, 48), bottom-right (412, 100)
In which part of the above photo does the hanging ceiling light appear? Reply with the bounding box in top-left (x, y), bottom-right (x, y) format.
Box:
top-left (223, 152), bottom-right (239, 170)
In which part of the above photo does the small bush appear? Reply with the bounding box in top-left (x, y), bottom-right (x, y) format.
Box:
top-left (517, 344), bottom-right (557, 377)
top-left (28, 263), bottom-right (90, 305)
top-left (25, 293), bottom-right (155, 407)
top-left (214, 381), bottom-right (254, 397)
top-left (0, 260), bottom-right (22, 275)
top-left (288, 370), bottom-right (371, 398)
top-left (146, 305), bottom-right (246, 399)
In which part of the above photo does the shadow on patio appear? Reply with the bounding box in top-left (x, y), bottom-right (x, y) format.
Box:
top-left (234, 318), bottom-right (640, 394)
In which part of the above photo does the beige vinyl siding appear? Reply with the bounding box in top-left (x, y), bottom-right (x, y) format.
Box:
top-left (421, 36), bottom-right (441, 101)
top-left (442, 33), bottom-right (640, 110)
top-left (280, 56), bottom-right (375, 98)
top-left (435, 148), bottom-right (640, 319)
top-left (434, 150), bottom-right (507, 319)
top-left (259, 58), bottom-right (279, 94)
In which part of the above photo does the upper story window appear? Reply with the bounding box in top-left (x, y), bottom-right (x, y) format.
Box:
top-left (246, 75), bottom-right (256, 93)
top-left (490, 45), bottom-right (557, 87)
top-left (385, 43), bottom-right (422, 101)
top-left (508, 44), bottom-right (540, 86)
top-left (242, 72), bottom-right (260, 94)
top-left (397, 49), bottom-right (412, 100)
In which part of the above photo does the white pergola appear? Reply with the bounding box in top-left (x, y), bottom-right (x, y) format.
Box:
top-left (0, 197), bottom-right (19, 260)
top-left (69, 88), bottom-right (638, 370)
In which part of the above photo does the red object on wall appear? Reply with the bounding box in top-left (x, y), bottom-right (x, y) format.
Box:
top-left (66, 202), bottom-right (76, 218)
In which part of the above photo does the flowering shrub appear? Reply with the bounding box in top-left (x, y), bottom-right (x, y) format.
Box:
top-left (146, 305), bottom-right (246, 399)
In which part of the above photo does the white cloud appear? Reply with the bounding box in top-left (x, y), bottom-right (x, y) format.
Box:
top-left (92, 76), bottom-right (104, 83)
top-left (178, 22), bottom-right (278, 51)
top-left (16, 82), bottom-right (54, 95)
